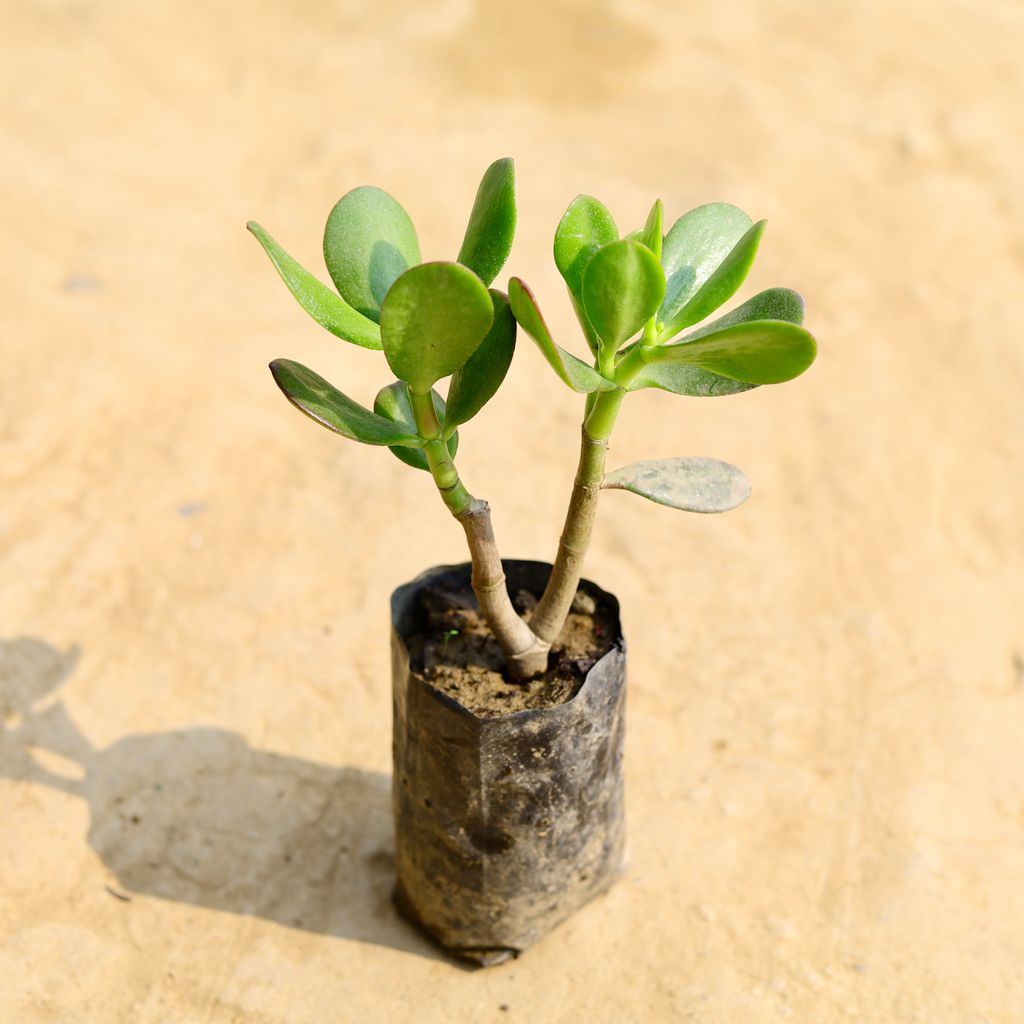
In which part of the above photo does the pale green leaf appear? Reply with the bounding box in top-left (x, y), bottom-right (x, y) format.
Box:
top-left (659, 220), bottom-right (766, 339)
top-left (323, 186), bottom-right (421, 322)
top-left (603, 457), bottom-right (750, 513)
top-left (660, 203), bottom-right (752, 325)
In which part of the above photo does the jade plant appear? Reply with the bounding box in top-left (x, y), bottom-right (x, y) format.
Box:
top-left (248, 158), bottom-right (816, 679)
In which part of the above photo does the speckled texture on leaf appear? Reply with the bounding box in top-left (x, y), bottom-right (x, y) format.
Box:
top-left (603, 457), bottom-right (751, 513)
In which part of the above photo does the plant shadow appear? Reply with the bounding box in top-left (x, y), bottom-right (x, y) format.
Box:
top-left (0, 635), bottom-right (458, 965)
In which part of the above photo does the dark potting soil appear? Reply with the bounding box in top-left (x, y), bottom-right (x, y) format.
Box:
top-left (405, 579), bottom-right (617, 718)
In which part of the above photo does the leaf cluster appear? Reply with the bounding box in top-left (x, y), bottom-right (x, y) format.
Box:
top-left (510, 196), bottom-right (815, 398)
top-left (506, 194), bottom-right (818, 512)
top-left (249, 159), bottom-right (518, 467)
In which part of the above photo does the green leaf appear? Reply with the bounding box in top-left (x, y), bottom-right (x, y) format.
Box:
top-left (269, 359), bottom-right (421, 446)
top-left (554, 196), bottom-right (619, 355)
top-left (322, 186), bottom-right (421, 322)
top-left (659, 220), bottom-right (766, 339)
top-left (379, 261), bottom-right (494, 393)
top-left (659, 203), bottom-right (752, 325)
top-left (650, 319), bottom-right (816, 385)
top-left (457, 158), bottom-right (516, 287)
top-left (247, 222), bottom-right (382, 350)
top-left (638, 199), bottom-right (663, 261)
top-left (507, 278), bottom-right (614, 394)
top-left (581, 239), bottom-right (665, 352)
top-left (625, 361), bottom-right (757, 398)
top-left (603, 457), bottom-right (751, 513)
top-left (444, 289), bottom-right (516, 431)
top-left (374, 381), bottom-right (457, 471)
top-left (626, 288), bottom-right (806, 396)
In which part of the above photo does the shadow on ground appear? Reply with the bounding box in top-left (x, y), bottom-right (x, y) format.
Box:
top-left (0, 635), bottom-right (451, 963)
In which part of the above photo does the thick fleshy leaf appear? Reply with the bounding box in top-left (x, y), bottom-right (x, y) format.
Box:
top-left (444, 289), bottom-right (516, 431)
top-left (650, 320), bottom-right (816, 385)
top-left (508, 278), bottom-right (614, 394)
top-left (379, 262), bottom-right (494, 393)
top-left (269, 359), bottom-right (421, 445)
top-left (247, 222), bottom-right (382, 350)
top-left (603, 457), bottom-right (750, 513)
top-left (626, 362), bottom-right (757, 398)
top-left (638, 199), bottom-right (663, 261)
top-left (582, 239), bottom-right (666, 351)
top-left (323, 186), bottom-right (421, 322)
top-left (626, 288), bottom-right (806, 396)
top-left (374, 381), bottom-right (457, 471)
top-left (659, 203), bottom-right (752, 325)
top-left (554, 196), bottom-right (619, 355)
top-left (659, 220), bottom-right (766, 339)
top-left (457, 158), bottom-right (516, 287)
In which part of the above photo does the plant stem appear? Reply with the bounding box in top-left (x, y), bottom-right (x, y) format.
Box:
top-left (409, 388), bottom-right (547, 679)
top-left (528, 388), bottom-right (624, 645)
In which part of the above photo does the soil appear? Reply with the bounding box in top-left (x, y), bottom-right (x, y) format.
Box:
top-left (405, 581), bottom-right (617, 717)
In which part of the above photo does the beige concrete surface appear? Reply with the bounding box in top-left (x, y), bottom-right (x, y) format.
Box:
top-left (3, 0), bottom-right (1024, 1020)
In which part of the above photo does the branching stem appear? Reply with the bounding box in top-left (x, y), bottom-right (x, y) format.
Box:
top-left (410, 389), bottom-right (548, 679)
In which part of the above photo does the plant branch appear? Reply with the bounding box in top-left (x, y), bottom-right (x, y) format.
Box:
top-left (410, 389), bottom-right (548, 679)
top-left (529, 388), bottom-right (623, 644)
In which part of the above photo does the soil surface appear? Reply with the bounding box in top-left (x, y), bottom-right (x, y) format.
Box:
top-left (405, 582), bottom-right (617, 716)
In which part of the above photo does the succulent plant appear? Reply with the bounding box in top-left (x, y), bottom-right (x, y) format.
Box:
top-left (249, 160), bottom-right (816, 679)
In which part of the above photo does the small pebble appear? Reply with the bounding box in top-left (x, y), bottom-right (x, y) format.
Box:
top-left (570, 590), bottom-right (596, 615)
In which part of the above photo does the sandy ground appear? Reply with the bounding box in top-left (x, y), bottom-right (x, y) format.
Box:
top-left (3, 0), bottom-right (1024, 1020)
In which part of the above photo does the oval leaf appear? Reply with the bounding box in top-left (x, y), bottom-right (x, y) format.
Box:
top-left (444, 289), bottom-right (516, 431)
top-left (323, 186), bottom-right (421, 322)
top-left (374, 381), bottom-right (457, 471)
top-left (652, 319), bottom-right (817, 385)
top-left (660, 203), bottom-right (752, 325)
top-left (457, 158), bottom-right (516, 287)
top-left (659, 219), bottom-right (766, 339)
top-left (625, 288), bottom-right (805, 396)
top-left (603, 457), bottom-right (750, 513)
top-left (554, 195), bottom-right (619, 355)
top-left (379, 262), bottom-right (494, 393)
top-left (269, 359), bottom-right (421, 446)
top-left (582, 239), bottom-right (666, 352)
top-left (247, 222), bottom-right (382, 350)
top-left (507, 278), bottom-right (614, 394)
